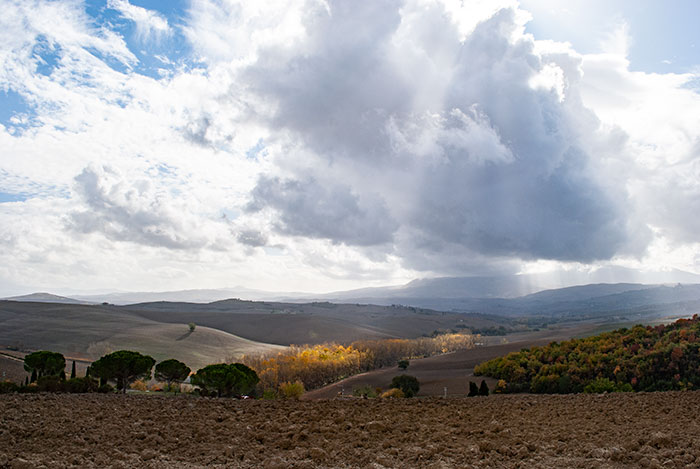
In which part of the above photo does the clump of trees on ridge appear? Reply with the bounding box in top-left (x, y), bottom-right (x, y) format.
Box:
top-left (475, 315), bottom-right (700, 393)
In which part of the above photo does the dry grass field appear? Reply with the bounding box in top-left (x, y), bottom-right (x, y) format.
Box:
top-left (2, 392), bottom-right (700, 468)
top-left (0, 299), bottom-right (506, 374)
top-left (127, 299), bottom-right (505, 345)
top-left (0, 301), bottom-right (284, 371)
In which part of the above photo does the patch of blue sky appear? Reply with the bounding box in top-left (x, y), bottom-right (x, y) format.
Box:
top-left (246, 139), bottom-right (267, 161)
top-left (521, 0), bottom-right (700, 74)
top-left (0, 176), bottom-right (70, 201)
top-left (621, 1), bottom-right (700, 74)
top-left (84, 0), bottom-right (198, 80)
top-left (0, 192), bottom-right (27, 203)
top-left (32, 36), bottom-right (62, 77)
top-left (155, 163), bottom-right (178, 177)
top-left (221, 209), bottom-right (239, 221)
top-left (0, 90), bottom-right (30, 126)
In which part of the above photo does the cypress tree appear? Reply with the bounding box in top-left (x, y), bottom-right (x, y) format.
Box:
top-left (468, 381), bottom-right (479, 397)
top-left (70, 361), bottom-right (76, 379)
top-left (479, 380), bottom-right (489, 396)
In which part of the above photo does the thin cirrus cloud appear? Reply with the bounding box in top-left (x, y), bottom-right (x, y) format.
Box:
top-left (0, 0), bottom-right (699, 294)
top-left (106, 0), bottom-right (172, 42)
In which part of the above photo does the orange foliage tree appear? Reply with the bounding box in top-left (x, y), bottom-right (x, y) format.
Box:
top-left (242, 333), bottom-right (474, 393)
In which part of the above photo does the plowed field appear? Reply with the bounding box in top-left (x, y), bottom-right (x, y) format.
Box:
top-left (2, 392), bottom-right (700, 468)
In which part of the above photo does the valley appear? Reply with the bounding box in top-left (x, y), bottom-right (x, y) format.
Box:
top-left (2, 281), bottom-right (699, 387)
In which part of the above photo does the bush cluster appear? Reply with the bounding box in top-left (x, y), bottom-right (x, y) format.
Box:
top-left (391, 375), bottom-right (420, 397)
top-left (279, 380), bottom-right (305, 399)
top-left (0, 376), bottom-right (99, 394)
top-left (475, 315), bottom-right (700, 393)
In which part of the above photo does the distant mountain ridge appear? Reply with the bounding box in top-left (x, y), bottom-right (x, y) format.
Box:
top-left (9, 267), bottom-right (700, 316)
top-left (72, 287), bottom-right (308, 305)
top-left (3, 292), bottom-right (93, 305)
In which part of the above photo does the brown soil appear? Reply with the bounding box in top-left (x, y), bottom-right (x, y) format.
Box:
top-left (2, 392), bottom-right (700, 468)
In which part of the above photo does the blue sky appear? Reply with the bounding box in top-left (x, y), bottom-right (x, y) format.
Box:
top-left (1, 0), bottom-right (699, 296)
top-left (5, 1), bottom-right (699, 130)
top-left (522, 0), bottom-right (700, 74)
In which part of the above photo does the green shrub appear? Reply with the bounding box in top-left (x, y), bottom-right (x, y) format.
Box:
top-left (36, 376), bottom-right (63, 393)
top-left (280, 380), bottom-right (305, 399)
top-left (390, 375), bottom-right (419, 398)
top-left (262, 389), bottom-right (277, 400)
top-left (191, 363), bottom-right (259, 398)
top-left (398, 359), bottom-right (409, 371)
top-left (352, 385), bottom-right (377, 398)
top-left (0, 381), bottom-right (19, 394)
top-left (583, 378), bottom-right (616, 393)
top-left (584, 378), bottom-right (633, 393)
top-left (64, 377), bottom-right (98, 393)
top-left (97, 383), bottom-right (114, 393)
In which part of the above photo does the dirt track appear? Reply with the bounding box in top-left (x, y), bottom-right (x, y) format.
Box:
top-left (3, 392), bottom-right (700, 468)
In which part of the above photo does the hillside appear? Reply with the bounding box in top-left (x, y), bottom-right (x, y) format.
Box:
top-left (0, 299), bottom-right (508, 373)
top-left (0, 301), bottom-right (281, 371)
top-left (475, 315), bottom-right (700, 393)
top-left (124, 299), bottom-right (506, 345)
top-left (3, 292), bottom-right (92, 305)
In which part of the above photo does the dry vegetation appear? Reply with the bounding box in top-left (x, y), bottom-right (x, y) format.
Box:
top-left (4, 392), bottom-right (700, 468)
top-left (241, 334), bottom-right (474, 393)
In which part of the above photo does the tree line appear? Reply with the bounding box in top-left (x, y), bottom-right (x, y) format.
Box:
top-left (475, 315), bottom-right (700, 393)
top-left (1, 332), bottom-right (474, 398)
top-left (241, 333), bottom-right (474, 395)
top-left (0, 349), bottom-right (258, 398)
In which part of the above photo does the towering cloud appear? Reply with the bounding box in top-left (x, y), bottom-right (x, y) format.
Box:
top-left (235, 1), bottom-right (637, 272)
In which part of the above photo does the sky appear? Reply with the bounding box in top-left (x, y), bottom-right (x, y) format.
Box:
top-left (1, 0), bottom-right (700, 296)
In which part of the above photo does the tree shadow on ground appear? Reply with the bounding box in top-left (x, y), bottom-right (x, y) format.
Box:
top-left (176, 330), bottom-right (193, 341)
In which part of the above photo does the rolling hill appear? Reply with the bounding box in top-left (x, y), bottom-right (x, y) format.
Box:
top-left (0, 301), bottom-right (283, 371)
top-left (123, 299), bottom-right (505, 345)
top-left (4, 281), bottom-right (700, 376)
top-left (3, 292), bottom-right (92, 305)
